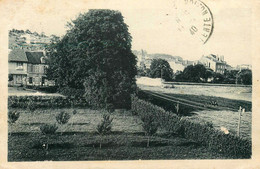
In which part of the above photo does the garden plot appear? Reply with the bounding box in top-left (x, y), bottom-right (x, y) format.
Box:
top-left (8, 108), bottom-right (226, 161)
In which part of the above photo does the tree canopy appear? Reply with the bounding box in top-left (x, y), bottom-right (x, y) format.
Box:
top-left (175, 64), bottom-right (210, 82)
top-left (149, 59), bottom-right (173, 81)
top-left (46, 9), bottom-right (137, 109)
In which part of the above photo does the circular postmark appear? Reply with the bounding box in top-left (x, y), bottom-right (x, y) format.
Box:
top-left (173, 0), bottom-right (214, 44)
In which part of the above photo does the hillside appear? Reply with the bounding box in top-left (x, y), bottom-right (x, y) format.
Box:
top-left (9, 29), bottom-right (52, 51)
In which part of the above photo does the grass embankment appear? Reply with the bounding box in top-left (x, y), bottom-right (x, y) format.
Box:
top-left (139, 90), bottom-right (251, 115)
top-left (137, 90), bottom-right (252, 139)
top-left (8, 108), bottom-right (225, 161)
top-left (165, 93), bottom-right (252, 112)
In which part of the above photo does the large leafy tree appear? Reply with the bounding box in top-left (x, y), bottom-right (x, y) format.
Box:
top-left (176, 64), bottom-right (209, 82)
top-left (149, 59), bottom-right (173, 81)
top-left (46, 9), bottom-right (137, 109)
top-left (238, 69), bottom-right (252, 85)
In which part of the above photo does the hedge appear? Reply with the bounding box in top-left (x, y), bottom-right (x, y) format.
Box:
top-left (8, 96), bottom-right (89, 109)
top-left (131, 95), bottom-right (251, 158)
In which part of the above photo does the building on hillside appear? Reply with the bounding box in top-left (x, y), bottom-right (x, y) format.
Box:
top-left (132, 49), bottom-right (147, 68)
top-left (8, 49), bottom-right (28, 86)
top-left (236, 64), bottom-right (252, 71)
top-left (169, 60), bottom-right (185, 73)
top-left (225, 64), bottom-right (236, 71)
top-left (199, 54), bottom-right (227, 74)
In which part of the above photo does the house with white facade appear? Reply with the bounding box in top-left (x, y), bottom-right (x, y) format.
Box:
top-left (8, 49), bottom-right (28, 86)
top-left (199, 54), bottom-right (227, 74)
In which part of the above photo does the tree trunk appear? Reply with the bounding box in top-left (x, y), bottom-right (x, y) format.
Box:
top-left (100, 135), bottom-right (102, 149)
top-left (147, 136), bottom-right (150, 147)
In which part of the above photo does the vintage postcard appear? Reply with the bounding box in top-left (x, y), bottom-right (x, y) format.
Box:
top-left (0, 0), bottom-right (259, 168)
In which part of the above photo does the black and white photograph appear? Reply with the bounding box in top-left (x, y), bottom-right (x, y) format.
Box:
top-left (0, 0), bottom-right (259, 168)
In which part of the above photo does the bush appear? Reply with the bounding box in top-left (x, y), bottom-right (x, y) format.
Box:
top-left (56, 111), bottom-right (71, 124)
top-left (8, 111), bottom-right (20, 123)
top-left (72, 109), bottom-right (77, 115)
top-left (131, 95), bottom-right (251, 158)
top-left (40, 124), bottom-right (58, 135)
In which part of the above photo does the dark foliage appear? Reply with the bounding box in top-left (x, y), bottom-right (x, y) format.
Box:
top-left (46, 10), bottom-right (137, 109)
top-left (58, 87), bottom-right (85, 98)
top-left (238, 69), bottom-right (252, 85)
top-left (8, 74), bottom-right (13, 81)
top-left (175, 64), bottom-right (210, 83)
top-left (149, 59), bottom-right (173, 81)
top-left (8, 111), bottom-right (20, 123)
top-left (96, 114), bottom-right (113, 135)
top-left (56, 111), bottom-right (71, 124)
top-left (40, 124), bottom-right (58, 135)
top-left (8, 96), bottom-right (89, 109)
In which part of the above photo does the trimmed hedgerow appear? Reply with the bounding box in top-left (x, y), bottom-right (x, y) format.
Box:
top-left (8, 96), bottom-right (89, 109)
top-left (131, 95), bottom-right (251, 158)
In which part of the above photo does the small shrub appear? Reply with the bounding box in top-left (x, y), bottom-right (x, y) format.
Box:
top-left (27, 98), bottom-right (37, 112)
top-left (97, 114), bottom-right (113, 135)
top-left (40, 124), bottom-right (58, 135)
top-left (72, 109), bottom-right (77, 115)
top-left (56, 111), bottom-right (71, 124)
top-left (8, 111), bottom-right (20, 123)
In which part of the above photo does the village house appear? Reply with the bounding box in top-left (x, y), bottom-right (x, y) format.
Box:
top-left (8, 49), bottom-right (28, 86)
top-left (8, 49), bottom-right (51, 86)
top-left (25, 51), bottom-right (48, 86)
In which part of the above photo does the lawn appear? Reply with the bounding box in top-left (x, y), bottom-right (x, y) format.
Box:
top-left (138, 84), bottom-right (252, 102)
top-left (185, 110), bottom-right (251, 139)
top-left (8, 108), bottom-right (227, 161)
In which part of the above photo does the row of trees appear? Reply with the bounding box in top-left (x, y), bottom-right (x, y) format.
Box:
top-left (175, 65), bottom-right (252, 85)
top-left (138, 59), bottom-right (252, 85)
top-left (46, 10), bottom-right (137, 110)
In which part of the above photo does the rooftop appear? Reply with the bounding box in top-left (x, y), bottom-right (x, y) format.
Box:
top-left (8, 49), bottom-right (28, 62)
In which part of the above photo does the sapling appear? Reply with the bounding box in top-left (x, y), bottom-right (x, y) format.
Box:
top-left (40, 123), bottom-right (58, 154)
top-left (96, 114), bottom-right (113, 148)
top-left (141, 112), bottom-right (159, 147)
top-left (56, 111), bottom-right (71, 124)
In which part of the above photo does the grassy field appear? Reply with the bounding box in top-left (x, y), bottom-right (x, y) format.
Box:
top-left (8, 108), bottom-right (227, 161)
top-left (138, 84), bottom-right (252, 102)
top-left (165, 93), bottom-right (251, 111)
top-left (185, 110), bottom-right (251, 139)
top-left (163, 93), bottom-right (252, 139)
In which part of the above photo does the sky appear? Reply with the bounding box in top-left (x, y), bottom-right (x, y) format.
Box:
top-left (3, 0), bottom-right (253, 67)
